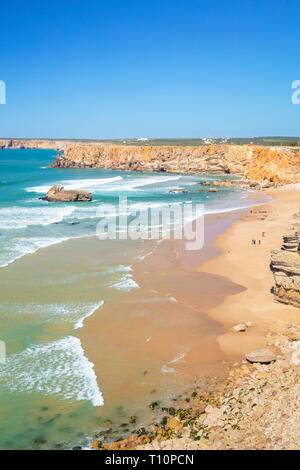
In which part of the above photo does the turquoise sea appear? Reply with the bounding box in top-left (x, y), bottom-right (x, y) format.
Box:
top-left (0, 149), bottom-right (268, 449)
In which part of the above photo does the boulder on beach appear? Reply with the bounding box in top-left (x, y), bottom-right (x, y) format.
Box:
top-left (45, 184), bottom-right (92, 202)
top-left (232, 324), bottom-right (247, 332)
top-left (246, 349), bottom-right (276, 364)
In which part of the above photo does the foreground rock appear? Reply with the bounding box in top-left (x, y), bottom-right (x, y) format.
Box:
top-left (270, 229), bottom-right (300, 307)
top-left (246, 349), bottom-right (276, 364)
top-left (45, 185), bottom-right (92, 202)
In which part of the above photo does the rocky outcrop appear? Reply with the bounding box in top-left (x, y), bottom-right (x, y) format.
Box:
top-left (45, 184), bottom-right (92, 202)
top-left (51, 144), bottom-right (252, 174)
top-left (270, 229), bottom-right (300, 307)
top-left (245, 146), bottom-right (300, 185)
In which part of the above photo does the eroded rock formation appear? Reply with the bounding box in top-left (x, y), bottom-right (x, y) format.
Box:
top-left (246, 146), bottom-right (300, 185)
top-left (270, 229), bottom-right (300, 307)
top-left (45, 184), bottom-right (92, 202)
top-left (51, 143), bottom-right (252, 174)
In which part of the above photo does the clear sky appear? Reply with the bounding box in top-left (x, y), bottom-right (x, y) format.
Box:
top-left (0, 0), bottom-right (300, 139)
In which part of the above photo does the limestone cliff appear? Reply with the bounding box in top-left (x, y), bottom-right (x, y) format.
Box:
top-left (51, 144), bottom-right (300, 183)
top-left (270, 230), bottom-right (300, 307)
top-left (1, 139), bottom-right (300, 184)
top-left (51, 143), bottom-right (252, 174)
top-left (246, 146), bottom-right (300, 184)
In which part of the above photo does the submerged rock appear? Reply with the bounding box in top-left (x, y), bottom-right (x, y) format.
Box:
top-left (169, 189), bottom-right (188, 193)
top-left (45, 184), bottom-right (92, 202)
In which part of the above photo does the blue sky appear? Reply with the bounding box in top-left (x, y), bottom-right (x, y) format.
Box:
top-left (0, 0), bottom-right (299, 139)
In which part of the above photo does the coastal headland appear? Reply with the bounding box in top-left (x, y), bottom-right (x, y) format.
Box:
top-left (1, 138), bottom-right (300, 186)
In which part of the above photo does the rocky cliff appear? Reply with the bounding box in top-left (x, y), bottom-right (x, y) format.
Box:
top-left (270, 229), bottom-right (300, 307)
top-left (51, 144), bottom-right (300, 184)
top-left (1, 139), bottom-right (300, 184)
top-left (51, 143), bottom-right (252, 174)
top-left (246, 146), bottom-right (300, 184)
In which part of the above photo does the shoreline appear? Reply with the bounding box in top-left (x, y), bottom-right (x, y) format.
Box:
top-left (84, 189), bottom-right (275, 446)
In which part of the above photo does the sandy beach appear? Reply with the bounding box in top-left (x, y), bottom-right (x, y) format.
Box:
top-left (199, 184), bottom-right (300, 361)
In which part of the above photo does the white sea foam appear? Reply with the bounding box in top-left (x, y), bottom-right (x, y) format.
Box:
top-left (0, 206), bottom-right (76, 229)
top-left (161, 350), bottom-right (188, 374)
top-left (168, 351), bottom-right (187, 364)
top-left (0, 236), bottom-right (68, 268)
top-left (26, 174), bottom-right (182, 195)
top-left (1, 301), bottom-right (104, 329)
top-left (0, 336), bottom-right (104, 406)
top-left (61, 176), bottom-right (123, 191)
top-left (74, 301), bottom-right (104, 329)
top-left (105, 264), bottom-right (133, 274)
top-left (128, 175), bottom-right (182, 189)
top-left (161, 365), bottom-right (176, 374)
top-left (110, 273), bottom-right (139, 292)
top-left (26, 176), bottom-right (123, 194)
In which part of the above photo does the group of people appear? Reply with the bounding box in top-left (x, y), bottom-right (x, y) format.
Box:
top-left (251, 231), bottom-right (266, 245)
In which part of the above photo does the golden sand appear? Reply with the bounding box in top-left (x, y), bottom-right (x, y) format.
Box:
top-left (198, 185), bottom-right (300, 361)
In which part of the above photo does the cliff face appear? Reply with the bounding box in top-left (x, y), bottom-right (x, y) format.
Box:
top-left (270, 230), bottom-right (300, 307)
top-left (1, 139), bottom-right (300, 184)
top-left (0, 139), bottom-right (65, 152)
top-left (246, 146), bottom-right (300, 184)
top-left (51, 143), bottom-right (252, 174)
top-left (51, 144), bottom-right (300, 183)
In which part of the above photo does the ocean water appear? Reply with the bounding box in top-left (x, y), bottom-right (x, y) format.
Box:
top-left (0, 149), bottom-right (269, 449)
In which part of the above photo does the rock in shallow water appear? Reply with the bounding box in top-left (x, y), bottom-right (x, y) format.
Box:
top-left (45, 184), bottom-right (92, 202)
top-left (246, 349), bottom-right (276, 364)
